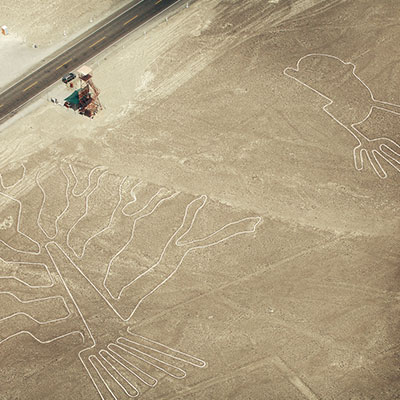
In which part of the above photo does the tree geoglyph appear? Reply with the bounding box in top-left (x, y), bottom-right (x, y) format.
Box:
top-left (0, 149), bottom-right (261, 399)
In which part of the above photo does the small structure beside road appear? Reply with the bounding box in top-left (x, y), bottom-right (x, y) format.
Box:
top-left (63, 65), bottom-right (102, 118)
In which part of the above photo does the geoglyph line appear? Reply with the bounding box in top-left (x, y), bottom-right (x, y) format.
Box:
top-left (284, 53), bottom-right (400, 178)
top-left (116, 338), bottom-right (188, 379)
top-left (65, 167), bottom-right (108, 256)
top-left (0, 161), bottom-right (207, 400)
top-left (0, 289), bottom-right (84, 346)
top-left (0, 292), bottom-right (70, 324)
top-left (0, 159), bottom-right (261, 399)
top-left (0, 258), bottom-right (54, 288)
top-left (42, 183), bottom-right (258, 399)
top-left (90, 353), bottom-right (140, 398)
top-left (0, 163), bottom-right (26, 190)
top-left (125, 214), bottom-right (261, 319)
top-left (103, 189), bottom-right (180, 304)
top-left (36, 166), bottom-right (70, 240)
top-left (272, 356), bottom-right (319, 400)
top-left (69, 164), bottom-right (107, 197)
top-left (41, 191), bottom-right (181, 322)
top-left (106, 345), bottom-right (158, 387)
top-left (0, 191), bottom-right (42, 255)
top-left (66, 176), bottom-right (128, 258)
top-left (121, 182), bottom-right (142, 216)
top-left (0, 140), bottom-right (22, 170)
top-left (0, 163), bottom-right (84, 347)
top-left (0, 329), bottom-right (84, 346)
top-left (46, 241), bottom-right (208, 399)
top-left (111, 195), bottom-right (262, 319)
top-left (125, 331), bottom-right (207, 369)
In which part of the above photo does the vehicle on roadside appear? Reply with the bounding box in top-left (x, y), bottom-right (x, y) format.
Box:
top-left (62, 72), bottom-right (76, 84)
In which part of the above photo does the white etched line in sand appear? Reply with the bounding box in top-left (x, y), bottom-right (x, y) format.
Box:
top-left (46, 237), bottom-right (208, 400)
top-left (36, 166), bottom-right (70, 240)
top-left (107, 344), bottom-right (158, 386)
top-left (98, 351), bottom-right (141, 397)
top-left (0, 292), bottom-right (69, 323)
top-left (0, 163), bottom-right (26, 190)
top-left (125, 331), bottom-right (207, 369)
top-left (284, 54), bottom-right (400, 179)
top-left (0, 162), bottom-right (83, 346)
top-left (65, 166), bottom-right (108, 255)
top-left (273, 356), bottom-right (319, 400)
top-left (0, 259), bottom-right (54, 289)
top-left (0, 156), bottom-right (261, 400)
top-left (69, 164), bottom-right (107, 197)
top-left (0, 290), bottom-right (84, 345)
top-left (103, 189), bottom-right (180, 305)
top-left (45, 189), bottom-right (259, 399)
top-left (0, 141), bottom-right (23, 169)
top-left (65, 176), bottom-right (131, 259)
top-left (109, 195), bottom-right (262, 320)
top-left (0, 191), bottom-right (41, 255)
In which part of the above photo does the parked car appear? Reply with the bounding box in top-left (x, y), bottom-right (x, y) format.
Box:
top-left (62, 72), bottom-right (76, 84)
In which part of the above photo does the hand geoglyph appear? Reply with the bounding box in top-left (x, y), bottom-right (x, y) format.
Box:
top-left (0, 149), bottom-right (261, 399)
top-left (284, 54), bottom-right (400, 178)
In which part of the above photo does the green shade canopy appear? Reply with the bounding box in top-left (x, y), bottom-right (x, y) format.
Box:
top-left (64, 90), bottom-right (81, 105)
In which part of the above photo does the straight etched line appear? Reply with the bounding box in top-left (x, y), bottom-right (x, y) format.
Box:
top-left (136, 234), bottom-right (346, 330)
top-left (165, 356), bottom-right (272, 400)
top-left (272, 356), bottom-right (319, 400)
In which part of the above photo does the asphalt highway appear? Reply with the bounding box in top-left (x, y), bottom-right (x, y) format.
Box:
top-left (0, 0), bottom-right (181, 124)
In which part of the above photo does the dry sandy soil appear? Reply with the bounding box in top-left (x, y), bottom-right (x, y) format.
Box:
top-left (0, 0), bottom-right (400, 399)
top-left (0, 0), bottom-right (132, 89)
top-left (0, 0), bottom-right (131, 47)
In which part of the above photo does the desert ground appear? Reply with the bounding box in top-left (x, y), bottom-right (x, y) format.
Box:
top-left (0, 0), bottom-right (399, 399)
top-left (0, 0), bottom-right (133, 89)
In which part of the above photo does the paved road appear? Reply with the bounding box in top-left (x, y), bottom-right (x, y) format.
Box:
top-left (0, 0), bottom-right (181, 124)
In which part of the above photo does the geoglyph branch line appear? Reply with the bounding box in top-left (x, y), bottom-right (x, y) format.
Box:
top-left (0, 163), bottom-right (90, 348)
top-left (69, 164), bottom-right (107, 197)
top-left (0, 292), bottom-right (71, 324)
top-left (65, 167), bottom-right (108, 257)
top-left (112, 195), bottom-right (262, 319)
top-left (68, 176), bottom-right (127, 258)
top-left (0, 190), bottom-right (42, 255)
top-left (36, 166), bottom-right (71, 240)
top-left (0, 163), bottom-right (26, 190)
top-left (103, 189), bottom-right (180, 303)
top-left (0, 159), bottom-right (261, 399)
top-left (0, 258), bottom-right (54, 288)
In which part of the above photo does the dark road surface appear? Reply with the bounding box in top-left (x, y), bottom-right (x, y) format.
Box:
top-left (0, 0), bottom-right (181, 124)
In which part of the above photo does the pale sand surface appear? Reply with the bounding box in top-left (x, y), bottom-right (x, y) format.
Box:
top-left (0, 0), bottom-right (132, 90)
top-left (0, 1), bottom-right (399, 399)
